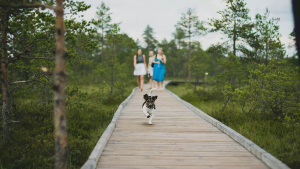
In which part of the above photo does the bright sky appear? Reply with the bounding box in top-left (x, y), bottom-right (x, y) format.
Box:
top-left (79, 0), bottom-right (296, 56)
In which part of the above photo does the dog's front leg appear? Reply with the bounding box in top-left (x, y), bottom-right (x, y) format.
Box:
top-left (148, 110), bottom-right (155, 125)
top-left (142, 105), bottom-right (150, 118)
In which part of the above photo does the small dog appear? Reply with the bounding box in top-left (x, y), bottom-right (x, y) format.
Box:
top-left (142, 88), bottom-right (158, 125)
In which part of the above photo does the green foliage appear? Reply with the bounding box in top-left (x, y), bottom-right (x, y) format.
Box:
top-left (190, 45), bottom-right (211, 92)
top-left (0, 83), bottom-right (134, 168)
top-left (177, 8), bottom-right (207, 38)
top-left (0, 0), bottom-right (139, 168)
top-left (143, 25), bottom-right (158, 52)
top-left (1, 0), bottom-right (299, 168)
top-left (172, 27), bottom-right (186, 49)
top-left (209, 0), bottom-right (251, 56)
top-left (93, 1), bottom-right (112, 30)
top-left (239, 8), bottom-right (285, 63)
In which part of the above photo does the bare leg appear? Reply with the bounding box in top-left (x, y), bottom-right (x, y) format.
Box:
top-left (149, 77), bottom-right (152, 88)
top-left (157, 81), bottom-right (161, 91)
top-left (137, 76), bottom-right (141, 91)
top-left (140, 75), bottom-right (144, 91)
top-left (160, 81), bottom-right (164, 90)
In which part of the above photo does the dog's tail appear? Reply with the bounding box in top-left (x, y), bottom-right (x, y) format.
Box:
top-left (149, 88), bottom-right (157, 96)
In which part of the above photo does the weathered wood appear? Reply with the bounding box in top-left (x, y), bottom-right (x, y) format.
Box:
top-left (53, 0), bottom-right (68, 168)
top-left (98, 156), bottom-right (267, 166)
top-left (98, 166), bottom-right (267, 169)
top-left (95, 83), bottom-right (270, 169)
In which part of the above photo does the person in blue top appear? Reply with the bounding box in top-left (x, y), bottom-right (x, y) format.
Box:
top-left (153, 48), bottom-right (167, 91)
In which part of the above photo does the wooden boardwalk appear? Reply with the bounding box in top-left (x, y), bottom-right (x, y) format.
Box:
top-left (96, 84), bottom-right (269, 169)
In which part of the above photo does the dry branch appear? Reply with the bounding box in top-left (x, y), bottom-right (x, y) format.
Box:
top-left (9, 55), bottom-right (54, 62)
top-left (12, 79), bottom-right (45, 85)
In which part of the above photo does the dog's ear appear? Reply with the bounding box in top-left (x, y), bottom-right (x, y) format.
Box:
top-left (143, 94), bottom-right (148, 100)
top-left (153, 96), bottom-right (158, 101)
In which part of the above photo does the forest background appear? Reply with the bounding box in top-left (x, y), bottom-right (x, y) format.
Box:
top-left (0, 0), bottom-right (299, 168)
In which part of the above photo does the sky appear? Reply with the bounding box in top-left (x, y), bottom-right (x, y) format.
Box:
top-left (77, 0), bottom-right (296, 56)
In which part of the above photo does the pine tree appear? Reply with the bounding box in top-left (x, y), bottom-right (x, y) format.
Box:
top-left (176, 8), bottom-right (206, 82)
top-left (254, 9), bottom-right (284, 64)
top-left (142, 25), bottom-right (158, 52)
top-left (93, 1), bottom-right (112, 64)
top-left (0, 1), bottom-right (93, 168)
top-left (210, 0), bottom-right (251, 56)
top-left (172, 27), bottom-right (185, 49)
top-left (106, 23), bottom-right (121, 97)
top-left (239, 9), bottom-right (285, 64)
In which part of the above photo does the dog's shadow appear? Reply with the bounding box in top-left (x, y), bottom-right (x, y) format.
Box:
top-left (141, 122), bottom-right (154, 126)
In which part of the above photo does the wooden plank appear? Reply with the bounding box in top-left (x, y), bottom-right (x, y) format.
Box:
top-left (101, 150), bottom-right (255, 157)
top-left (107, 137), bottom-right (237, 143)
top-left (96, 84), bottom-right (269, 168)
top-left (103, 144), bottom-right (248, 152)
top-left (106, 141), bottom-right (240, 145)
top-left (97, 166), bottom-right (268, 169)
top-left (97, 156), bottom-right (267, 166)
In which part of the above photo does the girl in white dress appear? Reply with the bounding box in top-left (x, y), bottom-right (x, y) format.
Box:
top-left (147, 51), bottom-right (156, 89)
top-left (133, 49), bottom-right (147, 91)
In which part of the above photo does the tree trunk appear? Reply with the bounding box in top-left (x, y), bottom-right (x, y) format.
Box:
top-left (233, 19), bottom-right (236, 56)
top-left (111, 63), bottom-right (113, 97)
top-left (265, 40), bottom-right (268, 65)
top-left (147, 38), bottom-right (149, 51)
top-left (110, 45), bottom-right (114, 98)
top-left (1, 7), bottom-right (12, 144)
top-left (255, 36), bottom-right (258, 62)
top-left (188, 34), bottom-right (191, 82)
top-left (101, 27), bottom-right (104, 64)
top-left (53, 1), bottom-right (68, 168)
top-left (292, 0), bottom-right (300, 67)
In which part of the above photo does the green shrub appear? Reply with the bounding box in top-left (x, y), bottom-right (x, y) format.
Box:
top-left (0, 84), bottom-right (134, 169)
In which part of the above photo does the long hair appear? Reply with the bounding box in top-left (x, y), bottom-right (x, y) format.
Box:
top-left (158, 48), bottom-right (163, 56)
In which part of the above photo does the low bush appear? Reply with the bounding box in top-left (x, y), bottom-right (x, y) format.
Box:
top-left (0, 84), bottom-right (135, 169)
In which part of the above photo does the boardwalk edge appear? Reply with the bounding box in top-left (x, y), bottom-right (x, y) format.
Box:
top-left (81, 87), bottom-right (138, 169)
top-left (164, 81), bottom-right (290, 169)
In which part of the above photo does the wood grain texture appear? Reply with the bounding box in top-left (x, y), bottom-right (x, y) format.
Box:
top-left (96, 84), bottom-right (269, 169)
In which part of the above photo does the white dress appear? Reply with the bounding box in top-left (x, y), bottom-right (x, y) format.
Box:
top-left (134, 55), bottom-right (146, 76)
top-left (148, 57), bottom-right (154, 76)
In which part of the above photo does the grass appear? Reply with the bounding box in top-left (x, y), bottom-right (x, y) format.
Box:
top-left (0, 83), bottom-right (136, 169)
top-left (167, 83), bottom-right (300, 169)
top-left (164, 77), bottom-right (188, 81)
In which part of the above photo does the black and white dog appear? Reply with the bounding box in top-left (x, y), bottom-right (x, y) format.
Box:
top-left (142, 88), bottom-right (158, 125)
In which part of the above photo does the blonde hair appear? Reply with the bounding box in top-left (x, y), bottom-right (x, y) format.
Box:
top-left (158, 48), bottom-right (163, 56)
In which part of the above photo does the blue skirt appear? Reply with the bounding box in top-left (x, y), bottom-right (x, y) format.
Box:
top-left (153, 59), bottom-right (165, 81)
